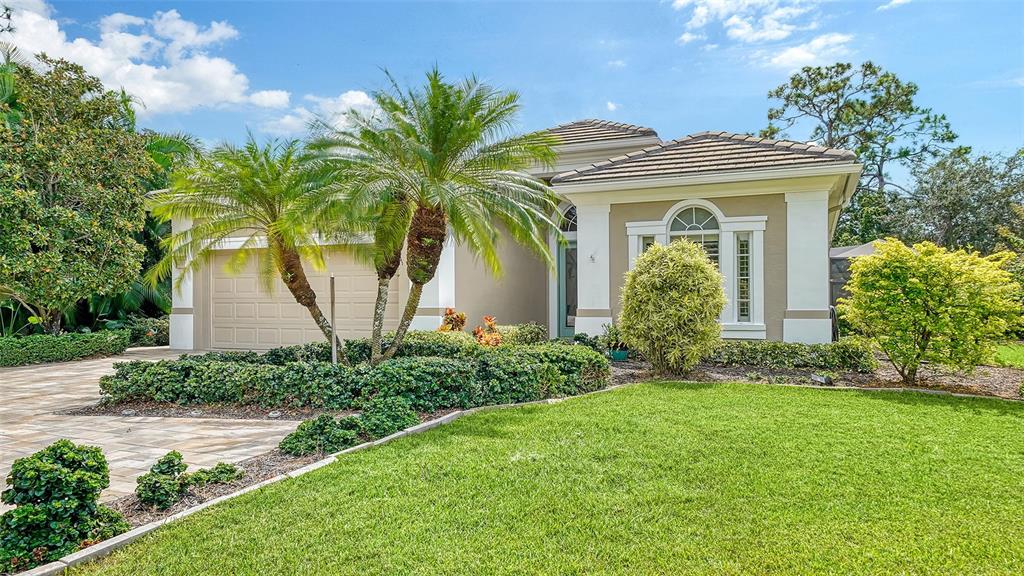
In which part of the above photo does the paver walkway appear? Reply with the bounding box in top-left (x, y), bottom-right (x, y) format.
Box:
top-left (0, 348), bottom-right (297, 510)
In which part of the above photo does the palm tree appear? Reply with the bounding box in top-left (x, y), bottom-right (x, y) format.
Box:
top-left (304, 69), bottom-right (560, 364)
top-left (147, 136), bottom-right (344, 349)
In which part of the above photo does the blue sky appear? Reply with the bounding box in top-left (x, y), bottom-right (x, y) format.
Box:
top-left (9, 0), bottom-right (1024, 161)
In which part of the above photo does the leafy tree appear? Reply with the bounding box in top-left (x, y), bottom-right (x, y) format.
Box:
top-left (838, 239), bottom-right (1021, 384)
top-left (760, 62), bottom-right (960, 245)
top-left (619, 240), bottom-right (725, 374)
top-left (303, 69), bottom-right (559, 365)
top-left (0, 56), bottom-right (153, 333)
top-left (147, 137), bottom-right (345, 350)
top-left (0, 41), bottom-right (26, 129)
top-left (905, 149), bottom-right (1024, 253)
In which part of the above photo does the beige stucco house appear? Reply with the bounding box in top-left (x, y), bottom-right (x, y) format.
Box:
top-left (168, 119), bottom-right (862, 350)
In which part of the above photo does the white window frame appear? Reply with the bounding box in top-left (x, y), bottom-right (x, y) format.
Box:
top-left (625, 198), bottom-right (767, 339)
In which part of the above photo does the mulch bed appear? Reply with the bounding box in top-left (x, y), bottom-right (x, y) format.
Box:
top-left (108, 449), bottom-right (320, 527)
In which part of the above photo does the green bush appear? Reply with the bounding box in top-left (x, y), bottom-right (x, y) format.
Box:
top-left (514, 343), bottom-right (610, 396)
top-left (0, 440), bottom-right (129, 572)
top-left (361, 356), bottom-right (480, 411)
top-left (0, 330), bottom-right (130, 367)
top-left (122, 316), bottom-right (170, 347)
top-left (261, 341), bottom-right (331, 365)
top-left (344, 330), bottom-right (477, 363)
top-left (706, 339), bottom-right (877, 373)
top-left (475, 348), bottom-right (562, 404)
top-left (279, 415), bottom-right (362, 456)
top-left (135, 452), bottom-right (243, 510)
top-left (359, 396), bottom-right (420, 439)
top-left (619, 240), bottom-right (725, 374)
top-left (839, 239), bottom-right (1022, 383)
top-left (497, 323), bottom-right (548, 345)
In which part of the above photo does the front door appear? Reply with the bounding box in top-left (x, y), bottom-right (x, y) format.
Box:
top-left (557, 240), bottom-right (577, 338)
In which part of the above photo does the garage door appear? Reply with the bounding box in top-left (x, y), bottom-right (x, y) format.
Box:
top-left (210, 248), bottom-right (400, 350)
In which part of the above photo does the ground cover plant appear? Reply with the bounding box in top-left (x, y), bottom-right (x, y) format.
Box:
top-left (135, 452), bottom-right (242, 510)
top-left (0, 440), bottom-right (129, 572)
top-left (74, 383), bottom-right (1024, 575)
top-left (0, 330), bottom-right (130, 367)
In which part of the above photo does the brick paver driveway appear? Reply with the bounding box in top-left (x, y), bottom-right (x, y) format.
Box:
top-left (0, 348), bottom-right (297, 509)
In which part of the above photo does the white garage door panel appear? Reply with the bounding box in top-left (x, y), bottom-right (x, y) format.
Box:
top-left (210, 249), bottom-right (400, 350)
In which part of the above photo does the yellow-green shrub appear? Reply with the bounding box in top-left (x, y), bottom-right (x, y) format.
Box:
top-left (838, 239), bottom-right (1021, 383)
top-left (619, 240), bottom-right (725, 374)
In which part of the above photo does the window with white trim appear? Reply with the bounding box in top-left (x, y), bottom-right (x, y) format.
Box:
top-left (668, 207), bottom-right (719, 264)
top-left (735, 233), bottom-right (751, 322)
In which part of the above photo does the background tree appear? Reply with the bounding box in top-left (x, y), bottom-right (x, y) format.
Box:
top-left (303, 70), bottom-right (560, 365)
top-left (904, 148), bottom-right (1024, 253)
top-left (0, 56), bottom-right (153, 333)
top-left (147, 137), bottom-right (344, 350)
top-left (761, 62), bottom-right (960, 245)
top-left (838, 239), bottom-right (1020, 384)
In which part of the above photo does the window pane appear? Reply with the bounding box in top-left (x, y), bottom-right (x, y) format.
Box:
top-left (641, 236), bottom-right (655, 252)
top-left (670, 207), bottom-right (719, 232)
top-left (736, 236), bottom-right (751, 322)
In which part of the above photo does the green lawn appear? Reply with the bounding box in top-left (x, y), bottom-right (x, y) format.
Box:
top-left (994, 343), bottom-right (1024, 368)
top-left (77, 383), bottom-right (1024, 575)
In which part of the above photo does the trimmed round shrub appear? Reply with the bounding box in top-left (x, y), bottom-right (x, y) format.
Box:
top-left (619, 240), bottom-right (725, 374)
top-left (0, 440), bottom-right (129, 572)
top-left (279, 415), bottom-right (362, 456)
top-left (359, 396), bottom-right (419, 439)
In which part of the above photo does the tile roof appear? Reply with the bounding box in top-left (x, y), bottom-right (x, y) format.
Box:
top-left (551, 130), bottom-right (858, 184)
top-left (546, 119), bottom-right (659, 146)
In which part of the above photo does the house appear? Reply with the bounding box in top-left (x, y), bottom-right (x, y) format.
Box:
top-left (168, 119), bottom-right (862, 350)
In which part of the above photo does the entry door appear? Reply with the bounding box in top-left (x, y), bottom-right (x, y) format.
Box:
top-left (557, 240), bottom-right (577, 338)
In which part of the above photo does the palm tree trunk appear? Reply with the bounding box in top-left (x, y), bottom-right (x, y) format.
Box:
top-left (379, 205), bottom-right (446, 362)
top-left (369, 276), bottom-right (392, 365)
top-left (274, 240), bottom-right (345, 360)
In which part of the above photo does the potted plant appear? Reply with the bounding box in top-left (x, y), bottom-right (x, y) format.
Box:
top-left (602, 322), bottom-right (629, 362)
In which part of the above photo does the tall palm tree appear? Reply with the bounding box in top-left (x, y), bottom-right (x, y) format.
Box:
top-left (304, 69), bottom-right (560, 364)
top-left (147, 136), bottom-right (344, 349)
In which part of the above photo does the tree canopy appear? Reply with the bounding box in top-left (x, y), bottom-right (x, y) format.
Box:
top-left (0, 56), bottom-right (153, 332)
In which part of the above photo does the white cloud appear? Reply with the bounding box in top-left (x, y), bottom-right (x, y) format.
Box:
top-left (767, 32), bottom-right (853, 69)
top-left (6, 1), bottom-right (287, 115)
top-left (262, 90), bottom-right (377, 136)
top-left (605, 101), bottom-right (619, 112)
top-left (677, 32), bottom-right (706, 44)
top-left (672, 0), bottom-right (819, 44)
top-left (877, 0), bottom-right (911, 11)
top-left (606, 59), bottom-right (626, 68)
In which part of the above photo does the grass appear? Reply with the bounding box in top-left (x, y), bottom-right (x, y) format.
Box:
top-left (994, 343), bottom-right (1024, 368)
top-left (77, 383), bottom-right (1024, 575)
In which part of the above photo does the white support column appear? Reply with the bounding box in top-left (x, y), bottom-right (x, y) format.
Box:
top-left (409, 235), bottom-right (456, 330)
top-left (751, 229), bottom-right (765, 326)
top-left (169, 217), bottom-right (195, 350)
top-left (718, 230), bottom-right (736, 324)
top-left (784, 190), bottom-right (832, 343)
top-left (574, 202), bottom-right (612, 336)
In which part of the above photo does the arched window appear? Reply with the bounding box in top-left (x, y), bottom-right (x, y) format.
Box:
top-left (668, 206), bottom-right (719, 262)
top-left (560, 205), bottom-right (577, 232)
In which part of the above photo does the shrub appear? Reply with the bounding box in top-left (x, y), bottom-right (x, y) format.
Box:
top-left (261, 341), bottom-right (331, 365)
top-left (497, 322), bottom-right (547, 345)
top-left (839, 239), bottom-right (1022, 383)
top-left (135, 452), bottom-right (244, 510)
top-left (279, 415), bottom-right (362, 456)
top-left (571, 332), bottom-right (603, 353)
top-left (619, 240), bottom-right (725, 374)
top-left (475, 348), bottom-right (562, 404)
top-left (0, 330), bottom-right (130, 367)
top-left (705, 339), bottom-right (877, 373)
top-left (359, 396), bottom-right (419, 439)
top-left (122, 316), bottom-right (170, 347)
top-left (514, 343), bottom-right (610, 396)
top-left (344, 330), bottom-right (476, 363)
top-left (0, 440), bottom-right (129, 572)
top-left (473, 316), bottom-right (503, 346)
top-left (361, 356), bottom-right (480, 411)
top-left (437, 307), bottom-right (467, 332)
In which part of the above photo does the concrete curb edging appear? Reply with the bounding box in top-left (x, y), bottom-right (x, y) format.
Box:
top-left (27, 386), bottom-right (621, 575)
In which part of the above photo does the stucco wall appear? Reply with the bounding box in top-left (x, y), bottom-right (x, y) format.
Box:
top-left (608, 194), bottom-right (788, 341)
top-left (454, 236), bottom-right (549, 328)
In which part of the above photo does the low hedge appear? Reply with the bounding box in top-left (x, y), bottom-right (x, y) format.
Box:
top-left (704, 338), bottom-right (877, 373)
top-left (0, 330), bottom-right (130, 367)
top-left (496, 323), bottom-right (548, 345)
top-left (99, 341), bottom-right (611, 410)
top-left (122, 316), bottom-right (170, 347)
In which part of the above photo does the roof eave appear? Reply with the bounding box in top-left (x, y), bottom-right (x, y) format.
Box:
top-left (552, 162), bottom-right (864, 195)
